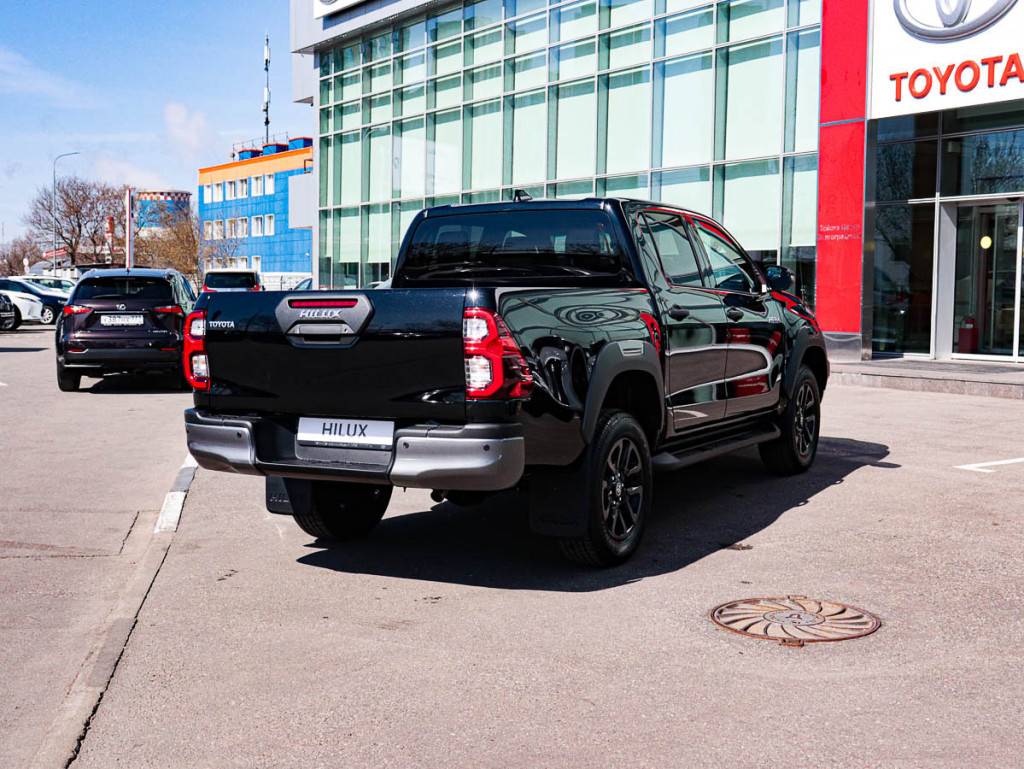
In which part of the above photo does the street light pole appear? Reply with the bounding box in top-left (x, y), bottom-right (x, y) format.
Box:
top-left (52, 151), bottom-right (80, 275)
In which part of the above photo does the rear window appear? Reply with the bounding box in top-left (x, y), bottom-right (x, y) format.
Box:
top-left (204, 272), bottom-right (257, 289)
top-left (74, 277), bottom-right (173, 302)
top-left (397, 210), bottom-right (627, 284)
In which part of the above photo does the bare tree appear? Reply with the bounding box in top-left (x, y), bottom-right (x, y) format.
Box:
top-left (135, 204), bottom-right (237, 285)
top-left (23, 176), bottom-right (125, 265)
top-left (0, 236), bottom-right (40, 277)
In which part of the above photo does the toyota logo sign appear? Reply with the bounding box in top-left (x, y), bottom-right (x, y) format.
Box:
top-left (894, 0), bottom-right (1019, 41)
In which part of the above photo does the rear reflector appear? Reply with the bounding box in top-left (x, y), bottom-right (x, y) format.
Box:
top-left (287, 298), bottom-right (358, 309)
top-left (67, 346), bottom-right (86, 353)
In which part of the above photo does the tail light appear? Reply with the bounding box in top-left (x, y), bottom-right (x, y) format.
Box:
top-left (183, 310), bottom-right (209, 391)
top-left (154, 305), bottom-right (184, 316)
top-left (463, 307), bottom-right (533, 400)
top-left (62, 305), bottom-right (92, 317)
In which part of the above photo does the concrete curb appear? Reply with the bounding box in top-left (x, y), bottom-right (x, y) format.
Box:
top-left (832, 371), bottom-right (1024, 400)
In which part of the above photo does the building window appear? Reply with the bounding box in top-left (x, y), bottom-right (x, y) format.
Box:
top-left (252, 175), bottom-right (264, 196)
top-left (225, 181), bottom-right (235, 200)
top-left (264, 214), bottom-right (275, 236)
top-left (264, 174), bottom-right (275, 195)
top-left (237, 177), bottom-right (248, 198)
top-left (251, 255), bottom-right (261, 272)
top-left (213, 220), bottom-right (224, 240)
top-left (238, 217), bottom-right (248, 238)
top-left (252, 216), bottom-right (264, 237)
top-left (202, 221), bottom-right (213, 240)
top-left (203, 184), bottom-right (212, 203)
top-left (212, 183), bottom-right (223, 202)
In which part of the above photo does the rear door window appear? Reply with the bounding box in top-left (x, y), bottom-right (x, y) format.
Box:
top-left (642, 212), bottom-right (704, 287)
top-left (693, 219), bottom-right (759, 293)
top-left (74, 277), bottom-right (174, 302)
top-left (399, 210), bottom-right (627, 284)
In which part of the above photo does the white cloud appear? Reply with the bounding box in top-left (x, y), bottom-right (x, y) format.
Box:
top-left (0, 46), bottom-right (92, 108)
top-left (92, 156), bottom-right (169, 190)
top-left (164, 102), bottom-right (210, 159)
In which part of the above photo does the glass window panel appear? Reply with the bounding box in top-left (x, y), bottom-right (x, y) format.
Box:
top-left (874, 140), bottom-right (937, 202)
top-left (367, 127), bottom-right (391, 201)
top-left (319, 107), bottom-right (331, 135)
top-left (320, 50), bottom-right (333, 78)
top-left (319, 138), bottom-right (330, 206)
top-left (941, 130), bottom-right (1024, 197)
top-left (506, 0), bottom-right (546, 17)
top-left (333, 103), bottom-right (344, 129)
top-left (876, 114), bottom-right (939, 142)
top-left (601, 0), bottom-right (653, 30)
top-left (788, 0), bottom-right (821, 26)
top-left (429, 7), bottom-right (462, 41)
top-left (502, 184), bottom-right (545, 199)
top-left (784, 29), bottom-right (819, 153)
top-left (397, 117), bottom-right (426, 198)
top-left (548, 179), bottom-right (595, 197)
top-left (396, 84), bottom-right (426, 116)
top-left (599, 25), bottom-right (651, 70)
top-left (652, 167), bottom-right (712, 213)
top-left (431, 109), bottom-right (462, 195)
top-left (399, 19), bottom-right (427, 51)
top-left (643, 210), bottom-right (703, 285)
top-left (463, 189), bottom-right (502, 202)
top-left (397, 53), bottom-right (426, 84)
top-left (601, 67), bottom-right (650, 174)
top-left (319, 78), bottom-right (332, 107)
top-left (368, 62), bottom-right (391, 93)
top-left (507, 51), bottom-right (547, 90)
top-left (342, 44), bottom-right (361, 70)
top-left (553, 39), bottom-right (597, 82)
top-left (655, 53), bottom-right (712, 167)
top-left (782, 154), bottom-right (817, 307)
top-left (366, 33), bottom-right (391, 62)
top-left (662, 0), bottom-right (709, 11)
top-left (597, 173), bottom-right (649, 198)
top-left (509, 13), bottom-right (547, 54)
top-left (872, 204), bottom-right (934, 354)
top-left (331, 135), bottom-right (342, 205)
top-left (655, 6), bottom-right (713, 58)
top-left (466, 28), bottom-right (504, 65)
top-left (509, 90), bottom-right (547, 184)
top-left (429, 74), bottom-right (463, 109)
top-left (718, 0), bottom-right (785, 43)
top-left (365, 203), bottom-right (391, 264)
top-left (428, 194), bottom-right (462, 207)
top-left (393, 200), bottom-right (424, 258)
top-left (466, 63), bottom-right (504, 100)
top-left (365, 94), bottom-right (392, 124)
top-left (718, 159), bottom-right (780, 255)
top-left (553, 79), bottom-right (596, 179)
top-left (340, 132), bottom-right (362, 205)
top-left (943, 100), bottom-right (1024, 134)
top-left (717, 37), bottom-right (784, 160)
top-left (432, 41), bottom-right (463, 76)
top-left (318, 210), bottom-right (331, 283)
top-left (466, 0), bottom-right (503, 30)
top-left (554, 0), bottom-right (598, 42)
top-left (340, 71), bottom-right (362, 100)
top-left (338, 207), bottom-right (361, 266)
top-left (466, 99), bottom-right (503, 190)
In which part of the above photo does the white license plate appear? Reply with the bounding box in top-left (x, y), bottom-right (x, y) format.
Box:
top-left (297, 417), bottom-right (395, 449)
top-left (100, 314), bottom-right (144, 327)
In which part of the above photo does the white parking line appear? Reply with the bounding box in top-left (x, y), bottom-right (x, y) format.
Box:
top-left (153, 453), bottom-right (199, 533)
top-left (955, 457), bottom-right (1024, 474)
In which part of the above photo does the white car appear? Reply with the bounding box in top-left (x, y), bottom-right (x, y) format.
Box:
top-left (0, 290), bottom-right (44, 328)
top-left (201, 269), bottom-right (263, 293)
top-left (20, 275), bottom-right (75, 294)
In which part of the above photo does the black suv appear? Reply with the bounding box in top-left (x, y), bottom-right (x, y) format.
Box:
top-left (184, 199), bottom-right (828, 566)
top-left (56, 268), bottom-right (196, 391)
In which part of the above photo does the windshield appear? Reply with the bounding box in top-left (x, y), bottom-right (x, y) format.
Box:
top-left (74, 277), bottom-right (174, 302)
top-left (204, 272), bottom-right (257, 289)
top-left (398, 210), bottom-right (627, 284)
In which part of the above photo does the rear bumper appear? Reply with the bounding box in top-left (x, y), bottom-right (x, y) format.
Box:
top-left (184, 409), bottom-right (525, 491)
top-left (61, 347), bottom-right (181, 370)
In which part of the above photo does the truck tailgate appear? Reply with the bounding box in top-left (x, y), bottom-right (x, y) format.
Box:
top-left (203, 288), bottom-right (467, 422)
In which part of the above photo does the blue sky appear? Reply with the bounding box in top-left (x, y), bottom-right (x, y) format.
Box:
top-left (0, 0), bottom-right (311, 240)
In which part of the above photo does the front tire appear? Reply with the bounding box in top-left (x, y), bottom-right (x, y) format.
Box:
top-left (56, 363), bottom-right (80, 392)
top-left (11, 307), bottom-right (21, 331)
top-left (40, 306), bottom-right (56, 325)
top-left (759, 365), bottom-right (821, 475)
top-left (292, 481), bottom-right (392, 541)
top-left (558, 410), bottom-right (652, 567)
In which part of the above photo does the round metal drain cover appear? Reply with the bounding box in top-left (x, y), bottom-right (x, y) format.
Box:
top-left (711, 596), bottom-right (880, 646)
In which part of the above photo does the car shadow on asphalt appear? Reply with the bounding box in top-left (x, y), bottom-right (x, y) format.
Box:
top-left (0, 347), bottom-right (47, 353)
top-left (296, 437), bottom-right (896, 592)
top-left (81, 373), bottom-right (186, 395)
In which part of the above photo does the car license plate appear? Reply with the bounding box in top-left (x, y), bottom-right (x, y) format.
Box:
top-left (100, 314), bottom-right (144, 327)
top-left (297, 417), bottom-right (394, 449)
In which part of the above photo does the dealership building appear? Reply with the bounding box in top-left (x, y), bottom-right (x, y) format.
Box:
top-left (290, 0), bottom-right (1024, 362)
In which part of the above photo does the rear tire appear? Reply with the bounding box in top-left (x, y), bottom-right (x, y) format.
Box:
top-left (292, 481), bottom-right (392, 541)
top-left (759, 365), bottom-right (821, 475)
top-left (40, 306), bottom-right (55, 325)
top-left (558, 410), bottom-right (652, 567)
top-left (56, 363), bottom-right (80, 392)
top-left (11, 307), bottom-right (21, 331)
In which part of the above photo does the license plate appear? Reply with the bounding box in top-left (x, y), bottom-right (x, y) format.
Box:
top-left (297, 417), bottom-right (394, 449)
top-left (100, 314), bottom-right (144, 327)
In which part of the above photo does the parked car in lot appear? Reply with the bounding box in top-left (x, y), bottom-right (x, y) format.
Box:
top-left (184, 198), bottom-right (828, 566)
top-left (201, 269), bottom-right (262, 293)
top-left (20, 275), bottom-right (76, 294)
top-left (0, 292), bottom-right (16, 330)
top-left (55, 268), bottom-right (196, 392)
top-left (0, 278), bottom-right (66, 324)
top-left (0, 288), bottom-right (43, 328)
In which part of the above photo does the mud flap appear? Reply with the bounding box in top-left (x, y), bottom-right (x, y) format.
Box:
top-left (527, 461), bottom-right (589, 537)
top-left (265, 476), bottom-right (313, 516)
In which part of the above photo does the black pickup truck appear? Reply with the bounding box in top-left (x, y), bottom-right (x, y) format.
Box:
top-left (184, 198), bottom-right (828, 566)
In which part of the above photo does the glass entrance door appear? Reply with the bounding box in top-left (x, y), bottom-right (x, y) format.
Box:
top-left (951, 201), bottom-right (1023, 359)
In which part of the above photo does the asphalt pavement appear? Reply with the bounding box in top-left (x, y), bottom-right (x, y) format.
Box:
top-left (2, 326), bottom-right (1023, 767)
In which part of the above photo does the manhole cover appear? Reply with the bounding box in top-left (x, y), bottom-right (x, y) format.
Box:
top-left (710, 596), bottom-right (880, 646)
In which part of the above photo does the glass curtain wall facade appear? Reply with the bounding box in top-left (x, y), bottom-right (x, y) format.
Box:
top-left (316, 0), bottom-right (821, 297)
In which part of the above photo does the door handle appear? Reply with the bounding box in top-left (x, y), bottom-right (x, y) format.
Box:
top-left (667, 305), bottom-right (690, 321)
top-left (725, 307), bottom-right (744, 321)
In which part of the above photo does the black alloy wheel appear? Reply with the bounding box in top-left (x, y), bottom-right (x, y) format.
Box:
top-left (792, 379), bottom-right (818, 463)
top-left (602, 436), bottom-right (644, 542)
top-left (759, 364), bottom-right (820, 475)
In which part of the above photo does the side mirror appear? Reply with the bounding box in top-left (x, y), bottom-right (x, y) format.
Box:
top-left (765, 265), bottom-right (793, 293)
